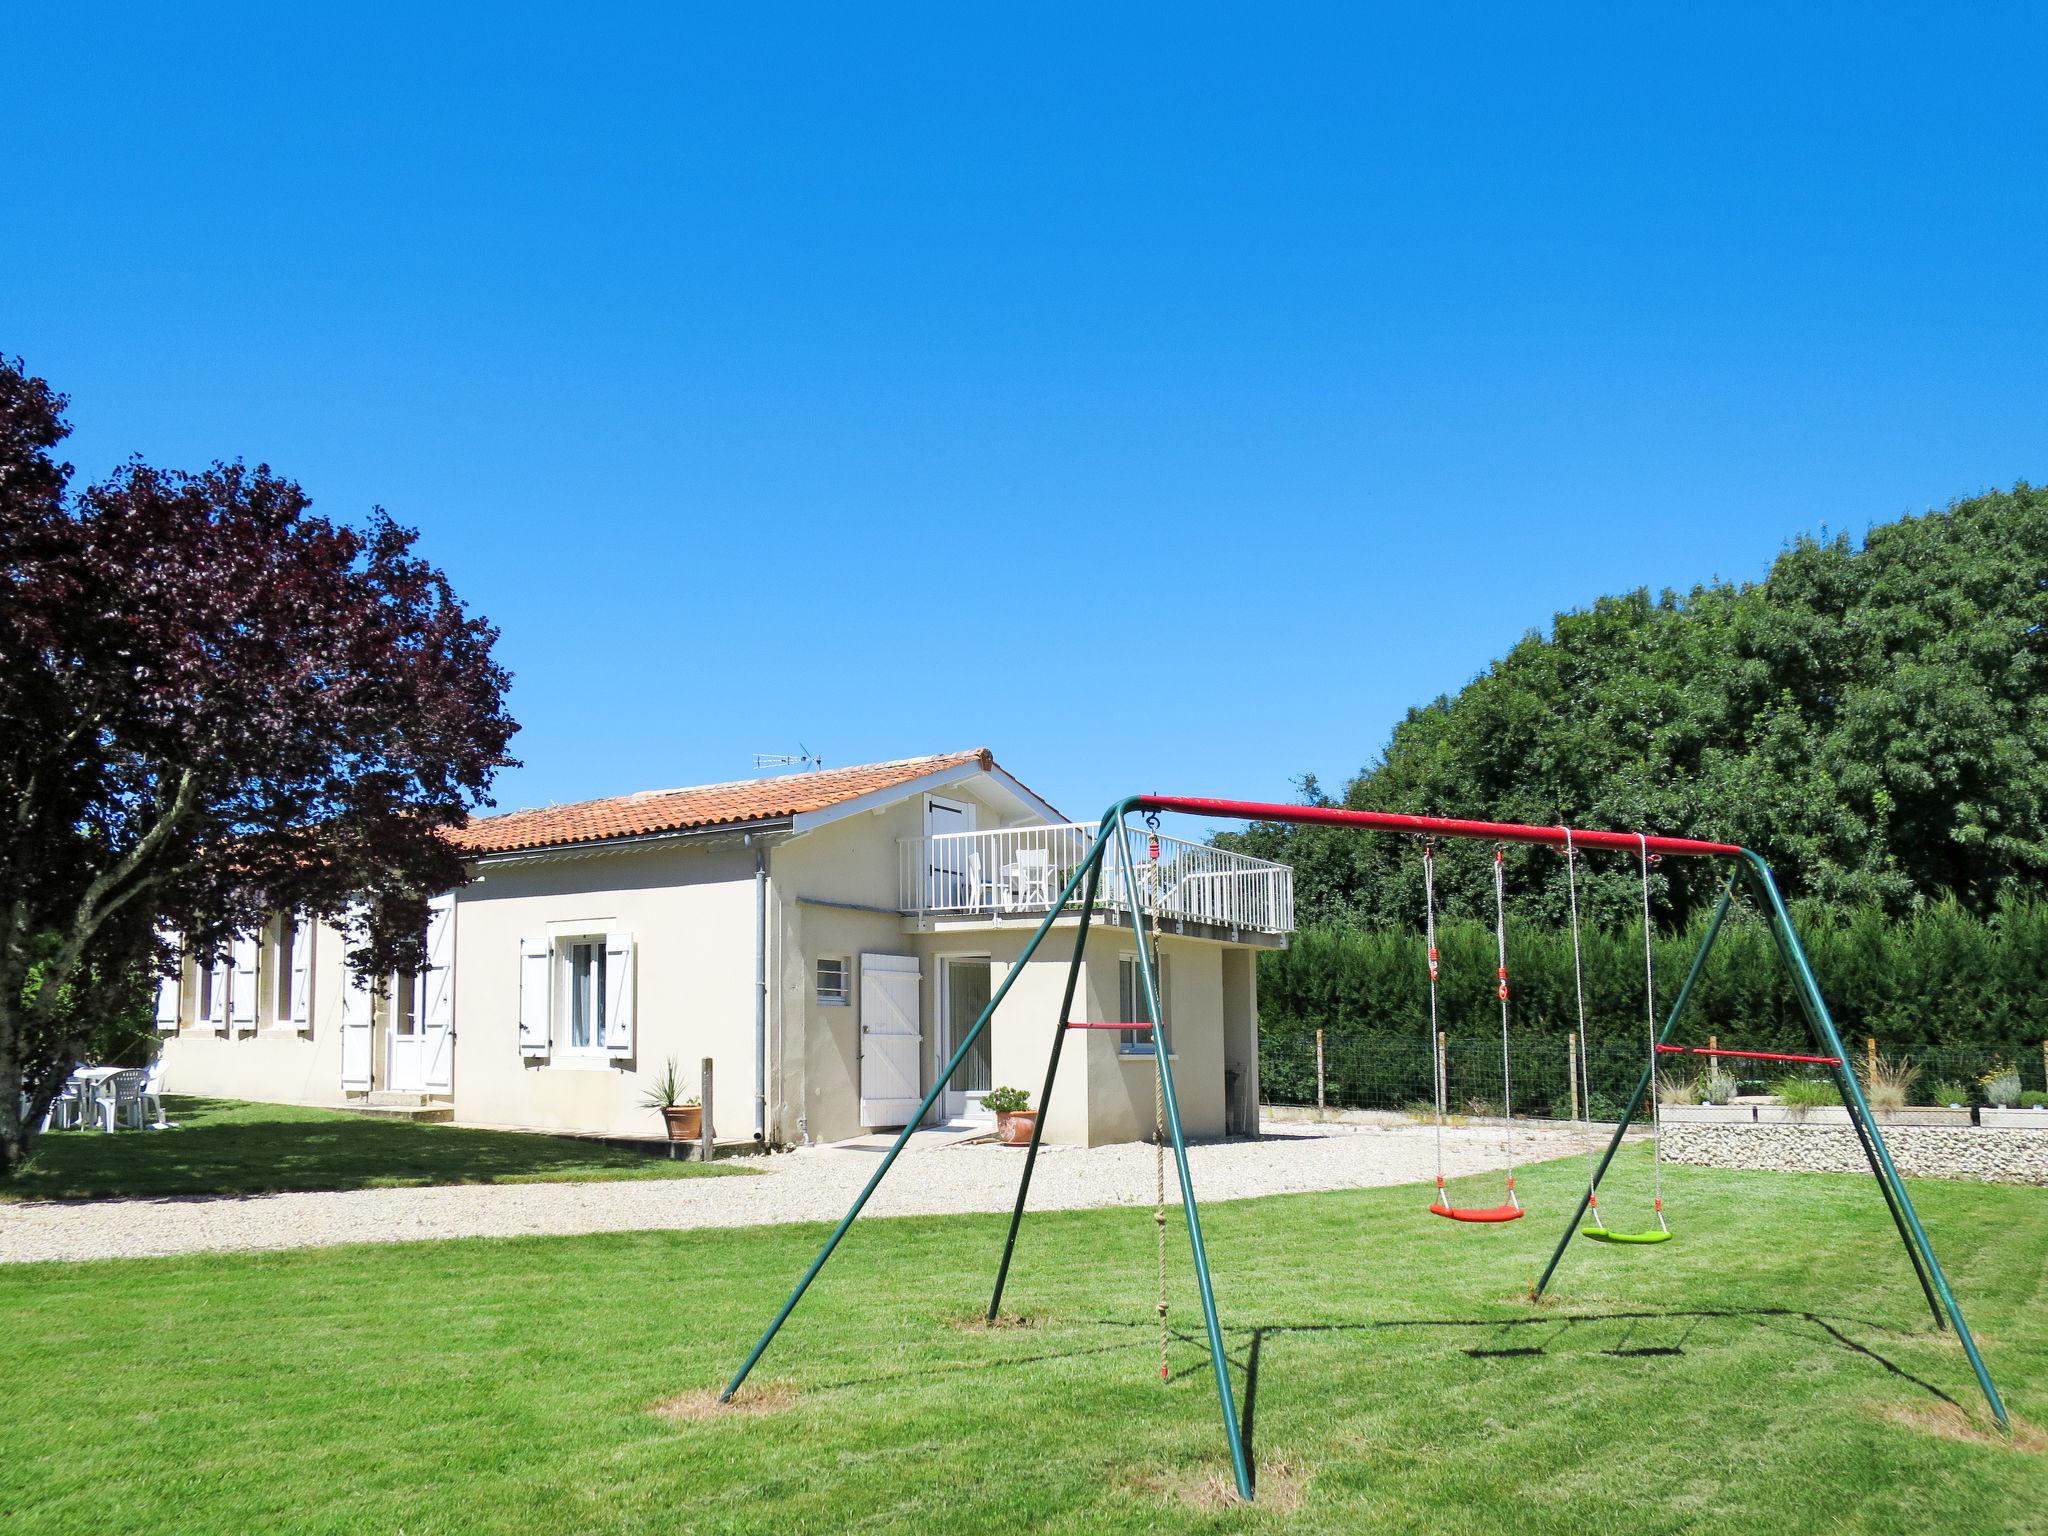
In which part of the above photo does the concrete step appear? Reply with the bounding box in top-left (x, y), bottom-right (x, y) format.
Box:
top-left (366, 1091), bottom-right (431, 1107)
top-left (346, 1102), bottom-right (454, 1124)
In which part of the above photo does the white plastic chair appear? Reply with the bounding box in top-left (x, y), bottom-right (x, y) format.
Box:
top-left (92, 1070), bottom-right (146, 1133)
top-left (138, 1058), bottom-right (171, 1129)
top-left (41, 1073), bottom-right (94, 1133)
top-left (965, 851), bottom-right (999, 912)
top-left (37, 1085), bottom-right (80, 1133)
top-left (1014, 847), bottom-right (1054, 905)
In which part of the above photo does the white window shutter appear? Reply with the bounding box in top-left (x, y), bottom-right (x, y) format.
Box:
top-left (153, 927), bottom-right (182, 1032)
top-left (602, 931), bottom-right (635, 1056)
top-left (422, 897), bottom-right (456, 1092)
top-left (518, 936), bottom-right (552, 1058)
top-left (209, 951), bottom-right (231, 1031)
top-left (288, 917), bottom-right (315, 1030)
top-left (154, 970), bottom-right (182, 1032)
top-left (339, 970), bottom-right (372, 1090)
top-left (230, 932), bottom-right (259, 1034)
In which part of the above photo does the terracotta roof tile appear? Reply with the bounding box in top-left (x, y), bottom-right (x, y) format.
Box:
top-left (452, 749), bottom-right (996, 856)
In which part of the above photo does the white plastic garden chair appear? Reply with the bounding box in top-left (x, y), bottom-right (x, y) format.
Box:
top-left (138, 1058), bottom-right (172, 1129)
top-left (91, 1069), bottom-right (147, 1133)
top-left (36, 1083), bottom-right (82, 1133)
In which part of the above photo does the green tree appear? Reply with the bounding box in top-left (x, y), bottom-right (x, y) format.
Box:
top-left (1224, 485), bottom-right (2048, 928)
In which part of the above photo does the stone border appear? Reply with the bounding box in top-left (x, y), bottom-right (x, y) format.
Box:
top-left (1662, 1119), bottom-right (2048, 1186)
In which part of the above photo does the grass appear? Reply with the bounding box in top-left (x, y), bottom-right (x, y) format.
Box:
top-left (3, 1096), bottom-right (749, 1200)
top-left (1771, 1075), bottom-right (1845, 1109)
top-left (3, 1148), bottom-right (2044, 1533)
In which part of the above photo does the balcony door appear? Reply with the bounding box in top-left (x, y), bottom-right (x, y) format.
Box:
top-left (939, 955), bottom-right (994, 1119)
top-left (924, 795), bottom-right (975, 910)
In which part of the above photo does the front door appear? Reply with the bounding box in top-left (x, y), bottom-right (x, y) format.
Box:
top-left (386, 972), bottom-right (425, 1092)
top-left (940, 956), bottom-right (994, 1119)
top-left (859, 953), bottom-right (924, 1127)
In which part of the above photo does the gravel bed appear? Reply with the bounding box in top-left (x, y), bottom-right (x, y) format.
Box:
top-left (0, 1119), bottom-right (1608, 1265)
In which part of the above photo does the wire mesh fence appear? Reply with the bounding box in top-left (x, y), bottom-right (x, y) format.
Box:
top-left (1259, 1024), bottom-right (2048, 1120)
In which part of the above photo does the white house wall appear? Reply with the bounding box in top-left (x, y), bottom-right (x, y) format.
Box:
top-left (454, 837), bottom-right (759, 1140)
top-left (768, 776), bottom-right (1034, 1145)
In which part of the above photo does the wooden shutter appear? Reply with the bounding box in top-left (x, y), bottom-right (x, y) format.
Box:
top-left (288, 917), bottom-right (315, 1031)
top-left (858, 953), bottom-right (923, 1126)
top-left (154, 969), bottom-right (182, 1033)
top-left (153, 927), bottom-right (182, 1032)
top-left (208, 951), bottom-right (231, 1031)
top-left (230, 931), bottom-right (259, 1034)
top-left (517, 936), bottom-right (551, 1058)
top-left (422, 896), bottom-right (455, 1092)
top-left (339, 971), bottom-right (372, 1090)
top-left (601, 932), bottom-right (635, 1055)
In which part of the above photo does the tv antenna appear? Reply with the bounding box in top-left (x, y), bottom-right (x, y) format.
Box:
top-left (753, 745), bottom-right (823, 772)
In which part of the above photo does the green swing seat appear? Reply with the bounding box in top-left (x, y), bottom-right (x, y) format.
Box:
top-left (1579, 1225), bottom-right (1673, 1245)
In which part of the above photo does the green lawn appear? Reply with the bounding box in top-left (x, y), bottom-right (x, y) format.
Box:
top-left (2, 1148), bottom-right (2042, 1533)
top-left (3, 1096), bottom-right (747, 1200)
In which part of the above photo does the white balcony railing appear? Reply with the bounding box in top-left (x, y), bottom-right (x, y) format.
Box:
top-left (898, 821), bottom-right (1294, 936)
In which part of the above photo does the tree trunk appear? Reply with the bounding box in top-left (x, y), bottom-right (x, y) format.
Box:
top-left (0, 997), bottom-right (35, 1177)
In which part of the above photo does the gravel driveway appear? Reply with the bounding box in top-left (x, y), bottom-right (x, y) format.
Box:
top-left (0, 1119), bottom-right (1607, 1265)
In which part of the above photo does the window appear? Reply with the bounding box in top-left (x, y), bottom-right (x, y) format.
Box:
top-left (197, 961), bottom-right (215, 1025)
top-left (392, 971), bottom-right (419, 1037)
top-left (1119, 951), bottom-right (1169, 1055)
top-left (272, 919), bottom-right (296, 1024)
top-left (566, 939), bottom-right (608, 1050)
top-left (816, 957), bottom-right (850, 1006)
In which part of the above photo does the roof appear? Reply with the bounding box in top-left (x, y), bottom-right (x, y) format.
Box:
top-left (451, 749), bottom-right (1001, 856)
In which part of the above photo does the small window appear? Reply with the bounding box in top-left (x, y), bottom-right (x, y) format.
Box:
top-left (272, 920), bottom-right (296, 1023)
top-left (1119, 952), bottom-right (1169, 1055)
top-left (566, 939), bottom-right (608, 1050)
top-left (392, 972), bottom-right (419, 1038)
top-left (817, 957), bottom-right (850, 1006)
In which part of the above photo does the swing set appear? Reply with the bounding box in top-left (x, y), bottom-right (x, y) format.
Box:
top-left (720, 796), bottom-right (2011, 1502)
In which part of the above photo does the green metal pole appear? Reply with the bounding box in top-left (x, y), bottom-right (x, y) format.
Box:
top-left (1741, 855), bottom-right (2010, 1430)
top-left (1531, 879), bottom-right (1736, 1301)
top-left (1120, 811), bottom-right (1255, 1503)
top-left (720, 838), bottom-right (1110, 1403)
top-left (1741, 869), bottom-right (1944, 1329)
top-left (987, 834), bottom-right (1109, 1320)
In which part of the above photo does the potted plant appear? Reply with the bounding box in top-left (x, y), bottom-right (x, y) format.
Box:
top-left (983, 1085), bottom-right (1035, 1145)
top-left (640, 1057), bottom-right (702, 1141)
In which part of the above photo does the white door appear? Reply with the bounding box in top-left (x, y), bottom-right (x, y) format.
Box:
top-left (940, 956), bottom-right (994, 1119)
top-left (387, 971), bottom-right (424, 1093)
top-left (923, 796), bottom-right (974, 910)
top-left (859, 953), bottom-right (923, 1127)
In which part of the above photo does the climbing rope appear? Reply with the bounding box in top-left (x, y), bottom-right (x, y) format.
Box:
top-left (1145, 813), bottom-right (1170, 1382)
top-left (1155, 1060), bottom-right (1169, 1381)
top-left (1423, 842), bottom-right (1446, 1191)
top-left (1492, 845), bottom-right (1519, 1209)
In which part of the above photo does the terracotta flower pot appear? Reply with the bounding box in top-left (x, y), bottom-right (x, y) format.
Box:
top-left (996, 1109), bottom-right (1037, 1146)
top-left (661, 1104), bottom-right (702, 1141)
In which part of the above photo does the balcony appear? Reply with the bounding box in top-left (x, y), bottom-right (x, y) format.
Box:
top-left (898, 821), bottom-right (1294, 938)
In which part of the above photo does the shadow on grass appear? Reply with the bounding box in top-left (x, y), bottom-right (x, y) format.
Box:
top-left (8, 1096), bottom-right (741, 1201)
top-left (780, 1302), bottom-right (1965, 1486)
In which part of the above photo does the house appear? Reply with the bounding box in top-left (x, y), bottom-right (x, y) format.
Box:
top-left (155, 750), bottom-right (1295, 1147)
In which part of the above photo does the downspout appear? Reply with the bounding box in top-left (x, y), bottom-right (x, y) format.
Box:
top-left (751, 836), bottom-right (768, 1143)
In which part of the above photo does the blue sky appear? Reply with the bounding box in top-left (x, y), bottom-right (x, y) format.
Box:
top-left (12, 5), bottom-right (2047, 827)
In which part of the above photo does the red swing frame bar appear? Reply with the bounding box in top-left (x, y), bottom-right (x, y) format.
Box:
top-left (1656, 1043), bottom-right (1842, 1066)
top-left (720, 795), bottom-right (2009, 1508)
